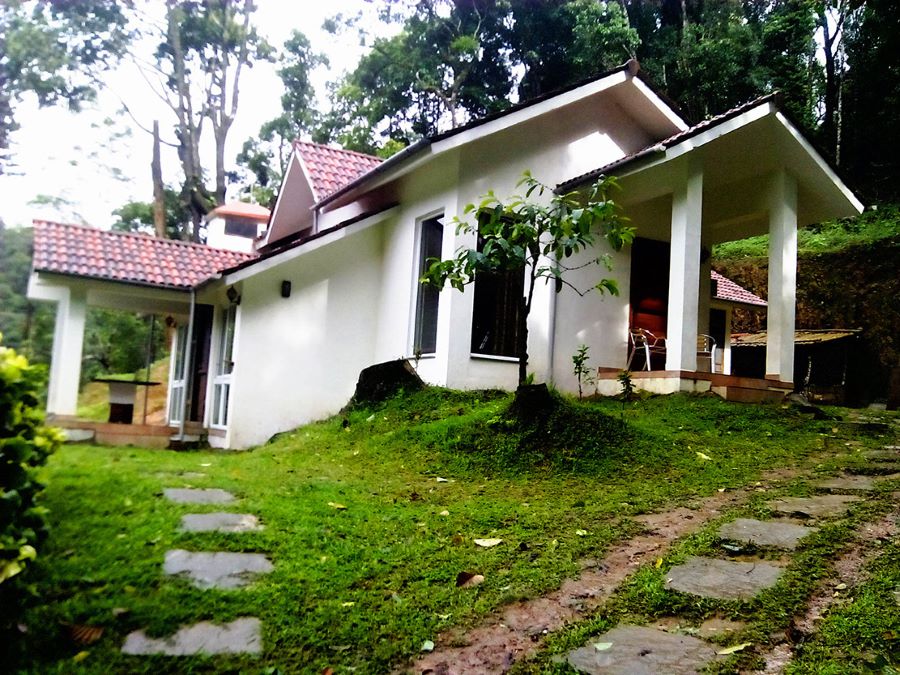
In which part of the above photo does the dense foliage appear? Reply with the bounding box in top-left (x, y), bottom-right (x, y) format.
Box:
top-left (0, 334), bottom-right (60, 639)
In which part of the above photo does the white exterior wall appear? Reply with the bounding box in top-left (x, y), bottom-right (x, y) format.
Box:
top-left (446, 93), bottom-right (652, 391)
top-left (224, 224), bottom-right (384, 448)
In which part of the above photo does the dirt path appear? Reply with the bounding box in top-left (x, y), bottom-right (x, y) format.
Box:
top-left (409, 487), bottom-right (762, 674)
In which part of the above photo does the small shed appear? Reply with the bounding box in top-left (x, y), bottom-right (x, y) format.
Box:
top-left (731, 329), bottom-right (863, 404)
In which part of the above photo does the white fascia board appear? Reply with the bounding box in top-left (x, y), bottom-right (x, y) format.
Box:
top-left (774, 111), bottom-right (864, 214)
top-left (432, 71), bottom-right (630, 154)
top-left (615, 104), bottom-right (775, 179)
top-left (261, 151), bottom-right (302, 248)
top-left (631, 77), bottom-right (689, 131)
top-left (222, 205), bottom-right (399, 286)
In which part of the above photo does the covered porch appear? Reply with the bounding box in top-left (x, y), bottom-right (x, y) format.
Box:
top-left (27, 221), bottom-right (252, 447)
top-left (560, 95), bottom-right (863, 399)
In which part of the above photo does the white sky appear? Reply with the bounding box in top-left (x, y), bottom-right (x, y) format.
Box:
top-left (0, 0), bottom-right (382, 229)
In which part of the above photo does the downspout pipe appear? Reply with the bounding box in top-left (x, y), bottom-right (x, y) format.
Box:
top-left (178, 287), bottom-right (196, 440)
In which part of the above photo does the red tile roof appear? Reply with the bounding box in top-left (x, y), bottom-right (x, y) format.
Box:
top-left (712, 270), bottom-right (767, 307)
top-left (207, 201), bottom-right (270, 221)
top-left (294, 141), bottom-right (382, 201)
top-left (32, 220), bottom-right (255, 290)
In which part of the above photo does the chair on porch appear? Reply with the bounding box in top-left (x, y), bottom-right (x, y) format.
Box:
top-left (697, 334), bottom-right (717, 373)
top-left (627, 328), bottom-right (667, 371)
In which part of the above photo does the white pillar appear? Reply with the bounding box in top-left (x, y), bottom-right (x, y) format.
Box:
top-left (765, 170), bottom-right (798, 382)
top-left (666, 158), bottom-right (703, 372)
top-left (46, 287), bottom-right (87, 417)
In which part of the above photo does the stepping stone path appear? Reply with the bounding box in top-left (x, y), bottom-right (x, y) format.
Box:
top-left (164, 549), bottom-right (273, 589)
top-left (569, 450), bottom-right (895, 673)
top-left (163, 487), bottom-right (235, 504)
top-left (718, 518), bottom-right (816, 550)
top-left (567, 625), bottom-right (718, 674)
top-left (666, 556), bottom-right (784, 600)
top-left (123, 484), bottom-right (271, 657)
top-left (180, 512), bottom-right (262, 533)
top-left (768, 494), bottom-right (862, 518)
top-left (122, 617), bottom-right (262, 656)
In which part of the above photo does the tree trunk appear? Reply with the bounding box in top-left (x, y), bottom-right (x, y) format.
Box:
top-left (151, 121), bottom-right (166, 238)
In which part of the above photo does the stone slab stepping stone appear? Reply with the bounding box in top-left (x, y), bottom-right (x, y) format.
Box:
top-left (816, 475), bottom-right (878, 491)
top-left (567, 625), bottom-right (718, 674)
top-left (768, 494), bottom-right (862, 518)
top-left (718, 518), bottom-right (817, 550)
top-left (164, 488), bottom-right (235, 504)
top-left (164, 549), bottom-right (272, 589)
top-left (864, 450), bottom-right (899, 462)
top-left (122, 617), bottom-right (261, 655)
top-left (180, 513), bottom-right (262, 533)
top-left (666, 556), bottom-right (783, 600)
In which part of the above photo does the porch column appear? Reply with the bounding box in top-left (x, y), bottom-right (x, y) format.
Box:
top-left (765, 170), bottom-right (798, 382)
top-left (46, 287), bottom-right (87, 417)
top-left (665, 157), bottom-right (703, 372)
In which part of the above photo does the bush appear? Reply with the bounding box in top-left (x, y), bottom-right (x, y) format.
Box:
top-left (0, 333), bottom-right (61, 633)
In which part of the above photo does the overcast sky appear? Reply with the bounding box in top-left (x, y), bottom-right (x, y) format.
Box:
top-left (0, 0), bottom-right (383, 229)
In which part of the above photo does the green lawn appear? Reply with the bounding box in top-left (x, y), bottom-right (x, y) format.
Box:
top-left (8, 390), bottom-right (869, 673)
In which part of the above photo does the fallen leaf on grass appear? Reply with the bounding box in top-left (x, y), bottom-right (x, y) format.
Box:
top-left (72, 651), bottom-right (90, 663)
top-left (67, 623), bottom-right (104, 645)
top-left (456, 571), bottom-right (485, 588)
top-left (655, 558), bottom-right (663, 569)
top-left (474, 538), bottom-right (503, 548)
top-left (717, 642), bottom-right (752, 655)
top-left (575, 529), bottom-right (588, 537)
top-left (366, 414), bottom-right (375, 422)
top-left (593, 642), bottom-right (613, 651)
top-left (439, 510), bottom-right (450, 516)
top-left (341, 601), bottom-right (355, 607)
top-left (327, 502), bottom-right (347, 510)
top-left (421, 639), bottom-right (435, 652)
top-left (696, 451), bottom-right (712, 461)
top-left (436, 477), bottom-right (450, 483)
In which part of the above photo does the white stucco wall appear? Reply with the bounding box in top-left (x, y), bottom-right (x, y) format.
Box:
top-left (224, 223), bottom-right (384, 448)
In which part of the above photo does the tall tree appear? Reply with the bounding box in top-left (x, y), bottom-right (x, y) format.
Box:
top-left (0, 0), bottom-right (129, 173)
top-left (842, 0), bottom-right (899, 202)
top-left (237, 30), bottom-right (325, 205)
top-left (142, 0), bottom-right (272, 241)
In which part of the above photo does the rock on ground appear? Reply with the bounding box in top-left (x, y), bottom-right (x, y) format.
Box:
top-left (163, 549), bottom-right (273, 589)
top-left (567, 625), bottom-right (718, 674)
top-left (666, 556), bottom-right (783, 600)
top-left (122, 617), bottom-right (261, 655)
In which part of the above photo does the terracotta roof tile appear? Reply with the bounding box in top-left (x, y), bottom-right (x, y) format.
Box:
top-left (712, 270), bottom-right (767, 307)
top-left (32, 220), bottom-right (255, 290)
top-left (294, 141), bottom-right (382, 201)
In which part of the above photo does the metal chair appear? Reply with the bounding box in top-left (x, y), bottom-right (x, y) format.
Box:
top-left (628, 328), bottom-right (667, 371)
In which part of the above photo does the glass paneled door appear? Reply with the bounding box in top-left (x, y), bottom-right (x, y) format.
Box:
top-left (210, 305), bottom-right (236, 428)
top-left (167, 324), bottom-right (188, 425)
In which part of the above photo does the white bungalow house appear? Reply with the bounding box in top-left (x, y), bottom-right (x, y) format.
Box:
top-left (29, 60), bottom-right (862, 449)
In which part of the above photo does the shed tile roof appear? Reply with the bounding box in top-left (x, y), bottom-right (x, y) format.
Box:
top-left (207, 201), bottom-right (270, 221)
top-left (32, 220), bottom-right (255, 290)
top-left (712, 270), bottom-right (767, 307)
top-left (294, 141), bottom-right (382, 201)
top-left (732, 329), bottom-right (861, 347)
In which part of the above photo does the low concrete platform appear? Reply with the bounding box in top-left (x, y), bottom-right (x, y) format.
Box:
top-left (666, 556), bottom-right (783, 600)
top-left (567, 625), bottom-right (718, 674)
top-left (122, 617), bottom-right (261, 655)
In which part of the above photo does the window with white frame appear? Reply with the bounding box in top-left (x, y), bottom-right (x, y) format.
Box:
top-left (210, 304), bottom-right (236, 428)
top-left (413, 214), bottom-right (443, 355)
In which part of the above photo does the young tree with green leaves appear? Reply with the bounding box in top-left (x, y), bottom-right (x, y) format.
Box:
top-left (423, 172), bottom-right (634, 386)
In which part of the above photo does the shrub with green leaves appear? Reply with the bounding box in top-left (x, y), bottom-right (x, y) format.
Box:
top-left (0, 333), bottom-right (61, 625)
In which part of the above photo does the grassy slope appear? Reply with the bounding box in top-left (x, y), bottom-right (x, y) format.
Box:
top-left (77, 357), bottom-right (171, 423)
top-left (713, 206), bottom-right (900, 260)
top-left (12, 390), bottom-right (848, 673)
